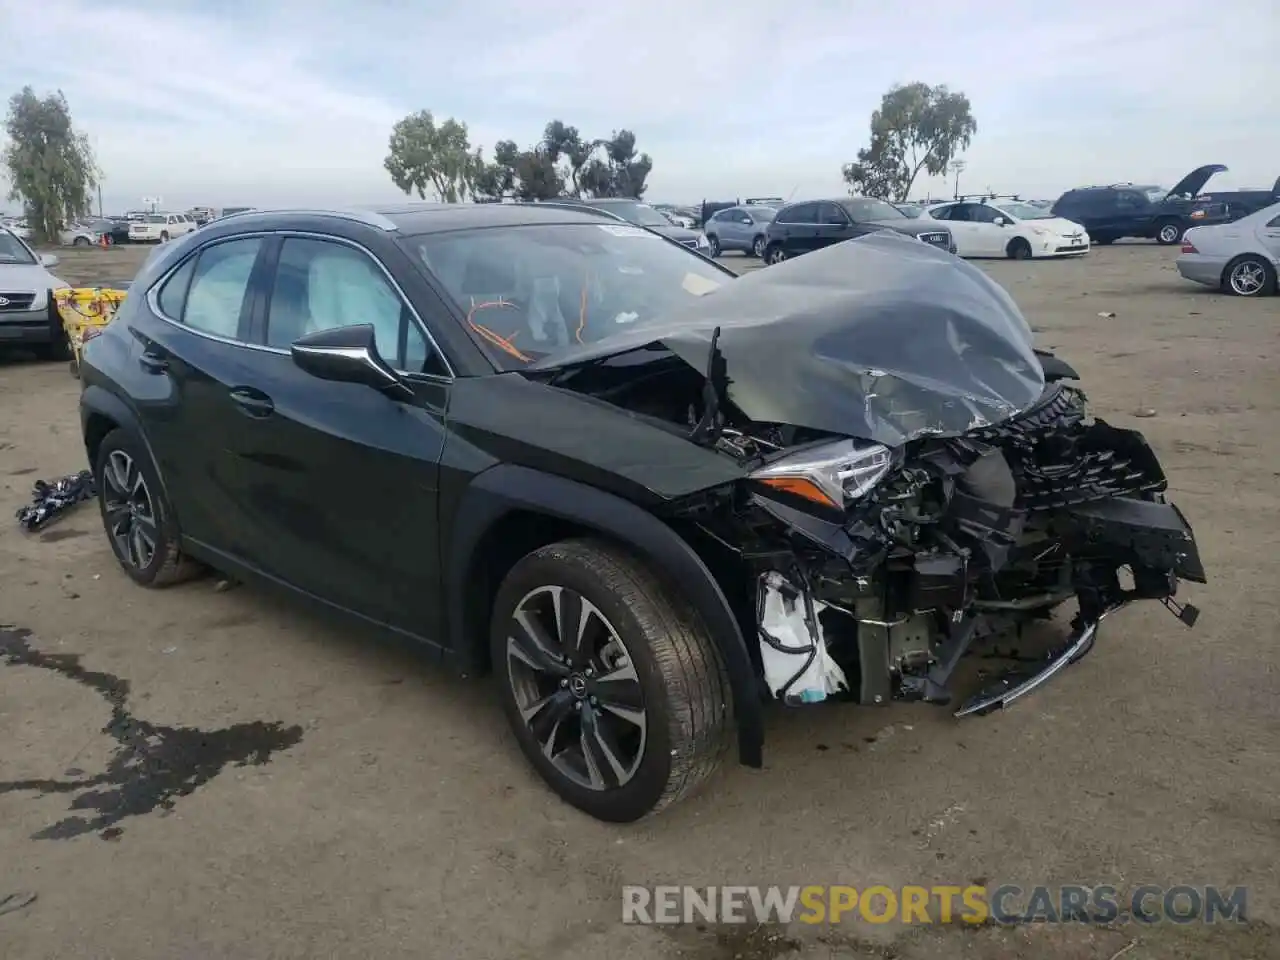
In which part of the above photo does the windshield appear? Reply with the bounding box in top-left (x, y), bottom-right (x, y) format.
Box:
top-left (0, 230), bottom-right (37, 265)
top-left (412, 223), bottom-right (732, 370)
top-left (845, 198), bottom-right (906, 221)
top-left (895, 204), bottom-right (923, 217)
top-left (996, 202), bottom-right (1054, 220)
top-left (1144, 188), bottom-right (1168, 203)
top-left (591, 201), bottom-right (672, 228)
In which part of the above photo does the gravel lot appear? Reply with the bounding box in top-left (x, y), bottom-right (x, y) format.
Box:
top-left (1, 242), bottom-right (1277, 960)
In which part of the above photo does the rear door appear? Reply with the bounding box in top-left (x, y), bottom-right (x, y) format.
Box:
top-left (937, 203), bottom-right (983, 256)
top-left (967, 203), bottom-right (1008, 256)
top-left (814, 202), bottom-right (856, 250)
top-left (220, 232), bottom-right (453, 634)
top-left (129, 234), bottom-right (274, 556)
top-left (774, 202), bottom-right (820, 255)
top-left (1259, 210), bottom-right (1280, 260)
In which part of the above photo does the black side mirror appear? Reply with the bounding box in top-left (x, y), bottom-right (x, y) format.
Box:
top-left (290, 323), bottom-right (414, 402)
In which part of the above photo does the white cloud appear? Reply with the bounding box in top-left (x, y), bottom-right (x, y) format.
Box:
top-left (2, 0), bottom-right (1277, 212)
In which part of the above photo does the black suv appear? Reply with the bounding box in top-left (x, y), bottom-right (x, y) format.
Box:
top-left (763, 197), bottom-right (954, 264)
top-left (1051, 165), bottom-right (1247, 245)
top-left (77, 204), bottom-right (1203, 823)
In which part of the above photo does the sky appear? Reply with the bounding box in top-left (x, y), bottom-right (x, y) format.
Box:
top-left (2, 0), bottom-right (1278, 214)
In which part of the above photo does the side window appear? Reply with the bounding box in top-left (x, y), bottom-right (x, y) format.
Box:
top-left (930, 205), bottom-right (955, 220)
top-left (735, 210), bottom-right (752, 223)
top-left (265, 237), bottom-right (445, 375)
top-left (949, 204), bottom-right (973, 222)
top-left (1115, 191), bottom-right (1144, 210)
top-left (779, 203), bottom-right (818, 224)
top-left (182, 237), bottom-right (263, 338)
top-left (156, 255), bottom-right (197, 320)
top-left (816, 203), bottom-right (848, 225)
top-left (970, 205), bottom-right (1001, 224)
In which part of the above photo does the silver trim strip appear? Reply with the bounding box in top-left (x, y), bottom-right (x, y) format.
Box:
top-left (144, 230), bottom-right (455, 381)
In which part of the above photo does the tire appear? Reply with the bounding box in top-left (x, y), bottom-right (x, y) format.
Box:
top-left (706, 234), bottom-right (721, 258)
top-left (490, 538), bottom-right (731, 822)
top-left (765, 244), bottom-right (787, 265)
top-left (1221, 255), bottom-right (1277, 297)
top-left (33, 318), bottom-right (72, 363)
top-left (73, 236), bottom-right (90, 247)
top-left (1007, 237), bottom-right (1033, 260)
top-left (95, 429), bottom-right (203, 587)
top-left (1155, 219), bottom-right (1184, 245)
top-left (751, 235), bottom-right (767, 258)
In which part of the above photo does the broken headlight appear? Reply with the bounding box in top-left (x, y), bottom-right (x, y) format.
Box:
top-left (751, 438), bottom-right (894, 511)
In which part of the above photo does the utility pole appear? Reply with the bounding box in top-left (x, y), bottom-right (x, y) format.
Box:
top-left (950, 159), bottom-right (967, 198)
top-left (98, 182), bottom-right (103, 218)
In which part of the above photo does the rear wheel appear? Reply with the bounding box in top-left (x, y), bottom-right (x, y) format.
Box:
top-left (1007, 237), bottom-right (1033, 260)
top-left (159, 230), bottom-right (170, 243)
top-left (73, 236), bottom-right (90, 247)
top-left (1222, 255), bottom-right (1277, 297)
top-left (751, 235), bottom-right (767, 258)
top-left (1155, 219), bottom-right (1184, 245)
top-left (765, 244), bottom-right (787, 265)
top-left (706, 234), bottom-right (721, 257)
top-left (95, 429), bottom-right (203, 587)
top-left (490, 538), bottom-right (731, 822)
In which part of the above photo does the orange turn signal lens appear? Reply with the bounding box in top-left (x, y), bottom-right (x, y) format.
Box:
top-left (756, 476), bottom-right (842, 509)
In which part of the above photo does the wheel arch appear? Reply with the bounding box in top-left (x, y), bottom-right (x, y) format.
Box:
top-left (1220, 252), bottom-right (1278, 295)
top-left (447, 463), bottom-right (764, 767)
top-left (80, 386), bottom-right (175, 508)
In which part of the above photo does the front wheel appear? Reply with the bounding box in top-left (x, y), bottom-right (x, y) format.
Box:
top-left (1222, 255), bottom-right (1277, 297)
top-left (1007, 237), bottom-right (1033, 260)
top-left (490, 539), bottom-right (731, 822)
top-left (159, 231), bottom-right (170, 243)
top-left (764, 244), bottom-right (787, 265)
top-left (73, 236), bottom-right (90, 247)
top-left (751, 235), bottom-right (767, 258)
top-left (706, 234), bottom-right (721, 258)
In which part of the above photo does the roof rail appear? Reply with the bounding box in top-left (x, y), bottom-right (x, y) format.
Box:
top-left (518, 200), bottom-right (632, 223)
top-left (215, 207), bottom-right (399, 231)
top-left (954, 193), bottom-right (1022, 202)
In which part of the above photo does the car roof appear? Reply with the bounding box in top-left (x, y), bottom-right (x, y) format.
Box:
top-left (213, 202), bottom-right (620, 236)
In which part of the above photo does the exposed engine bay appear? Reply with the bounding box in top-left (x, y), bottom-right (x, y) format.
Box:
top-left (546, 349), bottom-right (1206, 717)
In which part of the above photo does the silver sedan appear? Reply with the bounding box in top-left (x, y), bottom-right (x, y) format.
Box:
top-left (1176, 200), bottom-right (1280, 296)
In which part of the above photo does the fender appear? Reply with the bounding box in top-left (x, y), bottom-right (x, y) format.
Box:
top-left (448, 463), bottom-right (764, 768)
top-left (79, 385), bottom-right (174, 507)
top-left (1034, 348), bottom-right (1079, 382)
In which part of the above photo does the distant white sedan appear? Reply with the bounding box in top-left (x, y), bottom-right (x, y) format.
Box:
top-left (1176, 200), bottom-right (1280, 297)
top-left (922, 199), bottom-right (1090, 259)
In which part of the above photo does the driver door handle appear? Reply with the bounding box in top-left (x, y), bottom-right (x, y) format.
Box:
top-left (229, 386), bottom-right (275, 418)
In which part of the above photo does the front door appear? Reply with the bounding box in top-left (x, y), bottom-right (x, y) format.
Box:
top-left (224, 233), bottom-right (452, 636)
top-left (774, 202), bottom-right (821, 256)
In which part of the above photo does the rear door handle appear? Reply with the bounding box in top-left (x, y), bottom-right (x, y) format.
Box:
top-left (138, 351), bottom-right (168, 373)
top-left (229, 387), bottom-right (275, 418)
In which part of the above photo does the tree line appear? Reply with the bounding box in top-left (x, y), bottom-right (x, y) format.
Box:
top-left (2, 80), bottom-right (977, 246)
top-left (384, 113), bottom-right (654, 204)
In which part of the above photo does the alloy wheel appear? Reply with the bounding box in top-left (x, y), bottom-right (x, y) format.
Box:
top-left (1229, 260), bottom-right (1267, 296)
top-left (769, 247), bottom-right (787, 264)
top-left (1158, 223), bottom-right (1181, 244)
top-left (752, 236), bottom-right (766, 258)
top-left (102, 450), bottom-right (158, 569)
top-left (505, 585), bottom-right (647, 791)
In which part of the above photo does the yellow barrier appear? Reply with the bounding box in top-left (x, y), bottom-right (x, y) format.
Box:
top-left (54, 287), bottom-right (129, 376)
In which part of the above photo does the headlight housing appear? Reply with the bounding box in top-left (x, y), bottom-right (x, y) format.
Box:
top-left (750, 438), bottom-right (894, 510)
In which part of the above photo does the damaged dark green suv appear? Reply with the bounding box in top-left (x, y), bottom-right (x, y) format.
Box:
top-left (78, 203), bottom-right (1205, 822)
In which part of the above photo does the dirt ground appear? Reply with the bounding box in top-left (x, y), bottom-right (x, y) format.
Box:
top-left (1, 242), bottom-right (1278, 960)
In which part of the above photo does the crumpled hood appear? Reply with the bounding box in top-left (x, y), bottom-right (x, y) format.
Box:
top-left (530, 230), bottom-right (1046, 448)
top-left (0, 263), bottom-right (65, 292)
